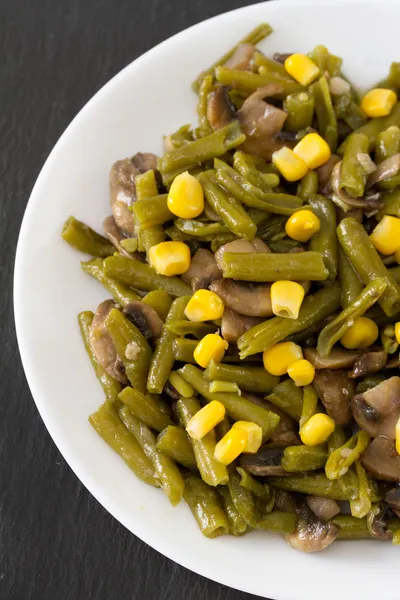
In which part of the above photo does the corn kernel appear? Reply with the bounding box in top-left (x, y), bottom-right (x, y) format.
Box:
top-left (232, 421), bottom-right (262, 454)
top-left (284, 53), bottom-right (320, 86)
top-left (263, 341), bottom-right (303, 376)
top-left (193, 334), bottom-right (228, 368)
top-left (361, 88), bottom-right (397, 118)
top-left (186, 400), bottom-right (225, 440)
top-left (370, 215), bottom-right (400, 256)
top-left (340, 317), bottom-right (379, 350)
top-left (287, 359), bottom-right (315, 387)
top-left (185, 289), bottom-right (224, 322)
top-left (396, 417), bottom-right (400, 455)
top-left (148, 241), bottom-right (190, 276)
top-left (272, 147), bottom-right (309, 182)
top-left (285, 209), bottom-right (321, 242)
top-left (167, 171), bottom-right (204, 219)
top-left (300, 413), bottom-right (335, 446)
top-left (293, 133), bottom-right (331, 170)
top-left (395, 323), bottom-right (400, 344)
top-left (270, 280), bottom-right (305, 319)
top-left (214, 427), bottom-right (248, 465)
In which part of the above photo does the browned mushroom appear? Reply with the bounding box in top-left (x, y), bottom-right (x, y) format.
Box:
top-left (239, 446), bottom-right (287, 476)
top-left (90, 300), bottom-right (127, 383)
top-left (313, 369), bottom-right (355, 425)
top-left (221, 308), bottom-right (262, 343)
top-left (360, 436), bottom-right (400, 482)
top-left (304, 347), bottom-right (361, 370)
top-left (215, 238), bottom-right (270, 269)
top-left (207, 86), bottom-right (236, 130)
top-left (109, 152), bottom-right (158, 234)
top-left (224, 43), bottom-right (255, 70)
top-left (103, 215), bottom-right (139, 259)
top-left (210, 278), bottom-right (272, 317)
top-left (272, 52), bottom-right (293, 65)
top-left (182, 248), bottom-right (221, 291)
top-left (367, 502), bottom-right (392, 540)
top-left (385, 486), bottom-right (400, 518)
top-left (305, 497), bottom-right (340, 522)
top-left (331, 161), bottom-right (382, 210)
top-left (348, 351), bottom-right (388, 379)
top-left (123, 301), bottom-right (163, 342)
top-left (237, 84), bottom-right (288, 160)
top-left (351, 376), bottom-right (400, 439)
top-left (285, 503), bottom-right (339, 553)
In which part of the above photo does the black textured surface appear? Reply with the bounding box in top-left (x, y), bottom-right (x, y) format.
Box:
top-left (2, 1), bottom-right (269, 599)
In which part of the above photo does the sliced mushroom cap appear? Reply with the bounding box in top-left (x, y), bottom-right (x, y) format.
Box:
top-left (224, 43), bottom-right (255, 70)
top-left (304, 347), bottom-right (361, 370)
top-left (103, 215), bottom-right (138, 259)
top-left (210, 279), bottom-right (272, 317)
top-left (182, 248), bottom-right (222, 291)
top-left (385, 485), bottom-right (400, 517)
top-left (90, 300), bottom-right (127, 383)
top-left (285, 504), bottom-right (339, 553)
top-left (207, 85), bottom-right (236, 130)
top-left (349, 351), bottom-right (388, 379)
top-left (109, 152), bottom-right (158, 234)
top-left (221, 308), bottom-right (262, 343)
top-left (351, 376), bottom-right (400, 438)
top-left (215, 237), bottom-right (270, 269)
top-left (367, 502), bottom-right (392, 540)
top-left (313, 369), bottom-right (355, 425)
top-left (305, 497), bottom-right (340, 522)
top-left (360, 436), bottom-right (400, 482)
top-left (123, 301), bottom-right (163, 342)
top-left (239, 446), bottom-right (287, 476)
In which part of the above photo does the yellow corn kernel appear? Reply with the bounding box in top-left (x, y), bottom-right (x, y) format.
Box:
top-left (395, 247), bottom-right (400, 264)
top-left (232, 421), bottom-right (262, 454)
top-left (263, 341), bottom-right (303, 376)
top-left (148, 241), bottom-right (190, 276)
top-left (340, 317), bottom-right (379, 350)
top-left (270, 280), bottom-right (305, 319)
top-left (361, 88), bottom-right (397, 118)
top-left (293, 133), bottom-right (331, 170)
top-left (186, 400), bottom-right (225, 440)
top-left (300, 413), bottom-right (335, 446)
top-left (193, 334), bottom-right (228, 368)
top-left (214, 427), bottom-right (248, 465)
top-left (287, 359), bottom-right (315, 387)
top-left (396, 417), bottom-right (400, 455)
top-left (272, 147), bottom-right (309, 182)
top-left (285, 209), bottom-right (321, 242)
top-left (167, 171), bottom-right (204, 219)
top-left (370, 215), bottom-right (400, 256)
top-left (185, 289), bottom-right (224, 322)
top-left (284, 53), bottom-right (320, 86)
top-left (395, 323), bottom-right (400, 344)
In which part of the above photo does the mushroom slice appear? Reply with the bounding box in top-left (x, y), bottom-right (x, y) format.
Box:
top-left (209, 279), bottom-right (272, 317)
top-left (109, 152), bottom-right (158, 234)
top-left (221, 308), bottom-right (262, 343)
top-left (207, 86), bottom-right (236, 130)
top-left (304, 347), bottom-right (361, 370)
top-left (313, 369), bottom-right (355, 425)
top-left (239, 446), bottom-right (287, 476)
top-left (182, 249), bottom-right (221, 291)
top-left (385, 485), bottom-right (400, 518)
top-left (224, 43), bottom-right (255, 70)
top-left (285, 503), bottom-right (338, 553)
top-left (90, 300), bottom-right (127, 383)
top-left (349, 351), bottom-right (388, 379)
top-left (103, 215), bottom-right (137, 259)
top-left (215, 237), bottom-right (270, 269)
top-left (351, 376), bottom-right (400, 439)
top-left (360, 436), bottom-right (400, 482)
top-left (331, 161), bottom-right (382, 210)
top-left (305, 497), bottom-right (340, 522)
top-left (123, 301), bottom-right (163, 342)
top-left (272, 52), bottom-right (293, 65)
top-left (367, 502), bottom-right (392, 540)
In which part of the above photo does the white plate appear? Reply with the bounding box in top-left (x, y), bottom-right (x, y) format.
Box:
top-left (14, 1), bottom-right (400, 598)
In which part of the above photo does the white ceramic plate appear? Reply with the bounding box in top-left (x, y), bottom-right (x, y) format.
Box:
top-left (14, 1), bottom-right (400, 598)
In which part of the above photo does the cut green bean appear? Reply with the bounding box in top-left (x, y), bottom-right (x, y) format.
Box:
top-left (197, 74), bottom-right (213, 136)
top-left (118, 386), bottom-right (172, 432)
top-left (334, 94), bottom-right (367, 131)
top-left (166, 320), bottom-right (217, 338)
top-left (82, 258), bottom-right (142, 306)
top-left (380, 189), bottom-right (400, 218)
top-left (299, 385), bottom-right (319, 429)
top-left (142, 290), bottom-right (173, 321)
top-left (332, 516), bottom-right (371, 539)
top-left (310, 75), bottom-right (338, 151)
top-left (308, 45), bottom-right (342, 77)
top-left (284, 92), bottom-right (315, 132)
top-left (233, 151), bottom-right (280, 190)
top-left (215, 67), bottom-right (303, 97)
top-left (204, 362), bottom-right (278, 394)
top-left (338, 248), bottom-right (363, 309)
top-left (218, 487), bottom-right (248, 536)
top-left (62, 216), bottom-right (114, 257)
top-left (169, 372), bottom-right (195, 398)
top-left (209, 381), bottom-right (240, 394)
top-left (349, 461), bottom-right (372, 519)
top-left (172, 338), bottom-right (197, 363)
top-left (132, 195), bottom-right (173, 230)
top-left (375, 126), bottom-right (400, 163)
top-left (183, 473), bottom-right (229, 538)
top-left (297, 171), bottom-right (318, 201)
top-left (338, 102), bottom-right (400, 154)
top-left (267, 379), bottom-right (304, 421)
top-left (325, 431), bottom-right (370, 480)
top-left (156, 425), bottom-right (197, 470)
top-left (308, 195), bottom-right (338, 281)
top-left (281, 445), bottom-right (328, 473)
top-left (174, 219), bottom-right (230, 238)
top-left (339, 133), bottom-right (369, 197)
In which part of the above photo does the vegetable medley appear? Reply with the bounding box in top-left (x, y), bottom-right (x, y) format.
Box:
top-left (63, 23), bottom-right (400, 552)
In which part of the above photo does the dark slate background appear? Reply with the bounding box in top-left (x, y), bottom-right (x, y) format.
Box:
top-left (1, 0), bottom-right (269, 598)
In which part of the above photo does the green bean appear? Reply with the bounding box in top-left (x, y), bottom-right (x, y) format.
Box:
top-left (169, 372), bottom-right (196, 398)
top-left (281, 445), bottom-right (327, 473)
top-left (219, 251), bottom-right (329, 282)
top-left (349, 461), bottom-right (372, 519)
top-left (105, 308), bottom-right (152, 393)
top-left (120, 237), bottom-right (138, 253)
top-left (233, 151), bottom-right (280, 190)
top-left (177, 396), bottom-right (228, 486)
top-left (164, 124), bottom-right (194, 150)
top-left (215, 67), bottom-right (303, 97)
top-left (308, 45), bottom-right (342, 77)
top-left (178, 365), bottom-right (280, 440)
top-left (327, 425), bottom-right (346, 454)
top-left (132, 195), bottom-right (172, 230)
top-left (166, 320), bottom-right (217, 339)
top-left (339, 133), bottom-right (369, 197)
top-left (89, 401), bottom-right (158, 487)
top-left (159, 121), bottom-right (245, 175)
top-left (215, 416), bottom-right (232, 441)
top-left (199, 172), bottom-right (257, 240)
top-left (257, 511), bottom-right (297, 534)
top-left (325, 431), bottom-right (370, 480)
top-left (135, 169), bottom-right (158, 200)
top-left (337, 217), bottom-right (400, 316)
top-left (197, 75), bottom-right (213, 136)
top-left (104, 256), bottom-right (192, 297)
top-left (238, 283), bottom-right (341, 358)
top-left (82, 258), bottom-right (141, 306)
top-left (78, 311), bottom-right (123, 402)
top-left (333, 95), bottom-right (367, 130)
top-left (332, 516), bottom-right (371, 539)
top-left (297, 171), bottom-right (318, 201)
top-left (267, 379), bottom-right (304, 421)
top-left (118, 387), bottom-right (172, 432)
top-left (62, 216), bottom-right (114, 257)
top-left (299, 385), bottom-right (319, 429)
top-left (326, 426), bottom-right (358, 499)
top-left (140, 227), bottom-right (166, 253)
top-left (228, 472), bottom-right (258, 525)
top-left (310, 75), bottom-right (338, 151)
top-left (142, 290), bottom-right (172, 321)
top-left (218, 487), bottom-right (248, 536)
top-left (375, 126), bottom-right (400, 163)
top-left (172, 338), bottom-right (197, 363)
top-left (253, 51), bottom-right (294, 78)
top-left (174, 219), bottom-right (230, 238)
top-left (120, 407), bottom-right (185, 506)
top-left (183, 473), bottom-right (229, 538)
top-left (284, 92), bottom-right (315, 132)
top-left (337, 248), bottom-right (363, 309)
top-left (204, 362), bottom-right (278, 394)
top-left (338, 102), bottom-right (400, 154)
top-left (389, 264), bottom-right (400, 285)
top-left (380, 62), bottom-right (400, 90)
top-left (380, 189), bottom-right (400, 218)
top-left (237, 467), bottom-right (271, 501)
top-left (191, 23), bottom-right (273, 92)
top-left (316, 278), bottom-right (387, 357)
top-left (308, 195), bottom-right (338, 281)
top-left (156, 425), bottom-right (197, 470)
top-left (147, 296), bottom-right (190, 394)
